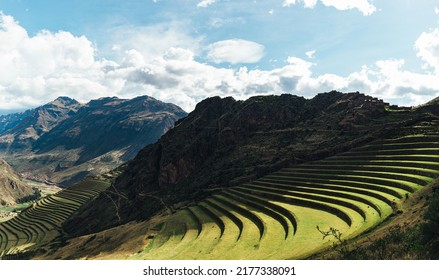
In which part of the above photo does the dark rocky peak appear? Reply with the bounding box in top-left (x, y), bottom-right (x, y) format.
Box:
top-left (31, 96), bottom-right (81, 115)
top-left (228, 94), bottom-right (307, 130)
top-left (417, 96), bottom-right (439, 116)
top-left (87, 96), bottom-right (123, 107)
top-left (127, 95), bottom-right (184, 114)
top-left (192, 96), bottom-right (236, 113)
top-left (308, 90), bottom-right (344, 108)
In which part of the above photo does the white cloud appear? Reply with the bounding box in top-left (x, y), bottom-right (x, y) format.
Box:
top-left (415, 27), bottom-right (439, 74)
top-left (283, 0), bottom-right (376, 15)
top-left (286, 56), bottom-right (314, 76)
top-left (435, 7), bottom-right (439, 15)
top-left (320, 0), bottom-right (377, 16)
top-left (206, 39), bottom-right (265, 64)
top-left (104, 21), bottom-right (202, 63)
top-left (305, 50), bottom-right (316, 59)
top-left (283, 0), bottom-right (317, 8)
top-left (208, 17), bottom-right (246, 28)
top-left (197, 0), bottom-right (216, 8)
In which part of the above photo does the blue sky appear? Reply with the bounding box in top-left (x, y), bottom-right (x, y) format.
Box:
top-left (1, 0), bottom-right (439, 113)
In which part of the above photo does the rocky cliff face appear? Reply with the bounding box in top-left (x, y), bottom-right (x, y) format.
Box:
top-left (63, 91), bottom-right (392, 236)
top-left (0, 96), bottom-right (186, 186)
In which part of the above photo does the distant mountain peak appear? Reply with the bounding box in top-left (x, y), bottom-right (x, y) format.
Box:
top-left (48, 96), bottom-right (80, 108)
top-left (88, 96), bottom-right (123, 107)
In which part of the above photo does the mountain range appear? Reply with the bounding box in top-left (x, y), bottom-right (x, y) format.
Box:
top-left (0, 96), bottom-right (186, 186)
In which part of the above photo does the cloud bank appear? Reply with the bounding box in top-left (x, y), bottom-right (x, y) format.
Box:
top-left (0, 12), bottom-right (439, 114)
top-left (282, 0), bottom-right (376, 15)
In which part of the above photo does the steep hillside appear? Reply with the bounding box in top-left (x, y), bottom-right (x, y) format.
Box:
top-left (0, 159), bottom-right (36, 206)
top-left (0, 96), bottom-right (186, 186)
top-left (64, 91), bottom-right (409, 236)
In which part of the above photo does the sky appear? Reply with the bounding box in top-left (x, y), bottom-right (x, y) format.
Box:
top-left (0, 0), bottom-right (439, 113)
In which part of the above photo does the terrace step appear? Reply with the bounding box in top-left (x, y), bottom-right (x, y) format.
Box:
top-left (228, 188), bottom-right (298, 235)
top-left (211, 195), bottom-right (265, 240)
top-left (274, 169), bottom-right (433, 186)
top-left (293, 164), bottom-right (439, 177)
top-left (237, 188), bottom-right (353, 227)
top-left (341, 148), bottom-right (439, 157)
top-left (237, 185), bottom-right (367, 221)
top-left (352, 142), bottom-right (439, 152)
top-left (239, 183), bottom-right (384, 217)
top-left (327, 155), bottom-right (439, 163)
top-left (171, 206), bottom-right (222, 258)
top-left (203, 199), bottom-right (244, 241)
top-left (259, 177), bottom-right (406, 198)
top-left (308, 160), bottom-right (439, 170)
top-left (248, 180), bottom-right (395, 206)
top-left (222, 190), bottom-right (290, 239)
top-left (265, 173), bottom-right (417, 193)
